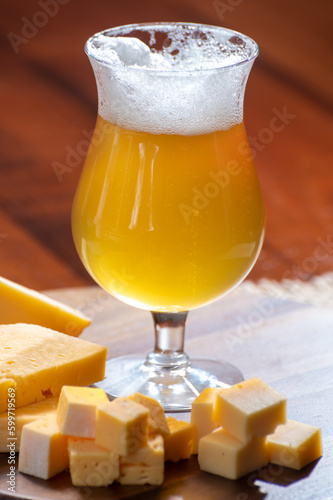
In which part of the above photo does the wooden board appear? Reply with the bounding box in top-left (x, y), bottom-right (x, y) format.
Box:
top-left (0, 285), bottom-right (332, 499)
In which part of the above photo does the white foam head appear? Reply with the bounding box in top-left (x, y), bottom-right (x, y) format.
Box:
top-left (86, 23), bottom-right (258, 135)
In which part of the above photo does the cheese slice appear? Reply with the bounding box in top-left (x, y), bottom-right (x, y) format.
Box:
top-left (68, 437), bottom-right (120, 487)
top-left (164, 417), bottom-right (195, 462)
top-left (18, 415), bottom-right (69, 480)
top-left (57, 386), bottom-right (109, 438)
top-left (191, 387), bottom-right (220, 454)
top-left (198, 428), bottom-right (268, 480)
top-left (213, 378), bottom-right (286, 442)
top-left (0, 275), bottom-right (90, 336)
top-left (266, 419), bottom-right (322, 470)
top-left (95, 398), bottom-right (149, 456)
top-left (0, 394), bottom-right (58, 452)
top-left (0, 323), bottom-right (107, 412)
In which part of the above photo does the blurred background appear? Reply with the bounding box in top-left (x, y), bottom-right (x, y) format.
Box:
top-left (0, 0), bottom-right (332, 291)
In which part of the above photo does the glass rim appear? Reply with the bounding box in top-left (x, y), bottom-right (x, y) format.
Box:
top-left (85, 21), bottom-right (259, 74)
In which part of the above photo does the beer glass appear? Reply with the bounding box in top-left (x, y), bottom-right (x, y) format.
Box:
top-left (72, 23), bottom-right (265, 410)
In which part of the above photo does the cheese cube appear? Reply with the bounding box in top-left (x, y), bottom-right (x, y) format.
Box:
top-left (95, 398), bottom-right (149, 455)
top-left (127, 392), bottom-right (170, 437)
top-left (198, 428), bottom-right (268, 480)
top-left (191, 388), bottom-right (220, 454)
top-left (213, 378), bottom-right (286, 442)
top-left (18, 415), bottom-right (69, 479)
top-left (164, 417), bottom-right (195, 462)
top-left (0, 395), bottom-right (58, 452)
top-left (68, 437), bottom-right (119, 487)
top-left (266, 419), bottom-right (322, 470)
top-left (118, 465), bottom-right (164, 485)
top-left (118, 464), bottom-right (164, 485)
top-left (57, 386), bottom-right (108, 438)
top-left (0, 275), bottom-right (91, 336)
top-left (120, 434), bottom-right (164, 467)
top-left (0, 323), bottom-right (107, 412)
top-left (119, 436), bottom-right (164, 486)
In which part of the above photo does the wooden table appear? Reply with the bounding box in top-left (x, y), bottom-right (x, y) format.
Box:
top-left (0, 285), bottom-right (332, 499)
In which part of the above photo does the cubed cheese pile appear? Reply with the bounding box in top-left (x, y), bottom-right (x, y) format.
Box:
top-left (16, 377), bottom-right (322, 487)
top-left (18, 387), bottom-right (195, 486)
top-left (192, 378), bottom-right (322, 479)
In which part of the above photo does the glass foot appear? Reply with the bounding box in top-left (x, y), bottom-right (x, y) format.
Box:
top-left (93, 355), bottom-right (243, 412)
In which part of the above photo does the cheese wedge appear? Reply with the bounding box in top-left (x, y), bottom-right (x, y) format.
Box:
top-left (0, 394), bottom-right (58, 452)
top-left (68, 437), bottom-right (120, 487)
top-left (57, 386), bottom-right (108, 438)
top-left (95, 398), bottom-right (149, 456)
top-left (0, 323), bottom-right (107, 412)
top-left (198, 428), bottom-right (268, 480)
top-left (266, 419), bottom-right (322, 470)
top-left (213, 378), bottom-right (286, 442)
top-left (191, 388), bottom-right (220, 454)
top-left (0, 275), bottom-right (90, 336)
top-left (164, 417), bottom-right (195, 462)
top-left (18, 415), bottom-right (69, 480)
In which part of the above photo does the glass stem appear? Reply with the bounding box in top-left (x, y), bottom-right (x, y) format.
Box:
top-left (145, 312), bottom-right (189, 370)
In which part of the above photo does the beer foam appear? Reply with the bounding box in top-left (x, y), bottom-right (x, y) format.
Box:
top-left (86, 23), bottom-right (258, 135)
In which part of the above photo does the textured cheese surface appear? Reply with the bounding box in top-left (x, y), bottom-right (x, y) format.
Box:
top-left (213, 377), bottom-right (287, 442)
top-left (0, 395), bottom-right (58, 452)
top-left (267, 419), bottom-right (322, 470)
top-left (119, 464), bottom-right (164, 485)
top-left (164, 417), bottom-right (195, 462)
top-left (68, 437), bottom-right (119, 486)
top-left (95, 398), bottom-right (149, 455)
top-left (0, 275), bottom-right (91, 336)
top-left (57, 386), bottom-right (108, 438)
top-left (128, 392), bottom-right (170, 437)
top-left (0, 323), bottom-right (107, 412)
top-left (18, 415), bottom-right (69, 480)
top-left (198, 428), bottom-right (268, 480)
top-left (191, 388), bottom-right (220, 454)
top-left (120, 434), bottom-right (164, 467)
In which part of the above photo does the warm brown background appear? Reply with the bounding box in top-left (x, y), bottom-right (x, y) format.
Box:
top-left (0, 0), bottom-right (332, 291)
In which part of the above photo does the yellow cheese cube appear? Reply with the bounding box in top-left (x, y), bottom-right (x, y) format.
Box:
top-left (68, 437), bottom-right (119, 487)
top-left (95, 398), bottom-right (149, 455)
top-left (191, 388), bottom-right (220, 454)
top-left (119, 436), bottom-right (164, 486)
top-left (164, 417), bottom-right (195, 462)
top-left (0, 275), bottom-right (91, 336)
top-left (198, 428), bottom-right (268, 480)
top-left (118, 464), bottom-right (164, 486)
top-left (18, 415), bottom-right (69, 479)
top-left (213, 378), bottom-right (286, 442)
top-left (127, 392), bottom-right (170, 437)
top-left (57, 386), bottom-right (109, 438)
top-left (120, 434), bottom-right (164, 467)
top-left (0, 323), bottom-right (107, 412)
top-left (266, 419), bottom-right (322, 470)
top-left (0, 395), bottom-right (58, 452)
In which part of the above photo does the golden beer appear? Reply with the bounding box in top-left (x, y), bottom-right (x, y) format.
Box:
top-left (72, 116), bottom-right (264, 312)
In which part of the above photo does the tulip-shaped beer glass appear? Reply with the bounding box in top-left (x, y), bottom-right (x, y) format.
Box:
top-left (72, 23), bottom-right (265, 410)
